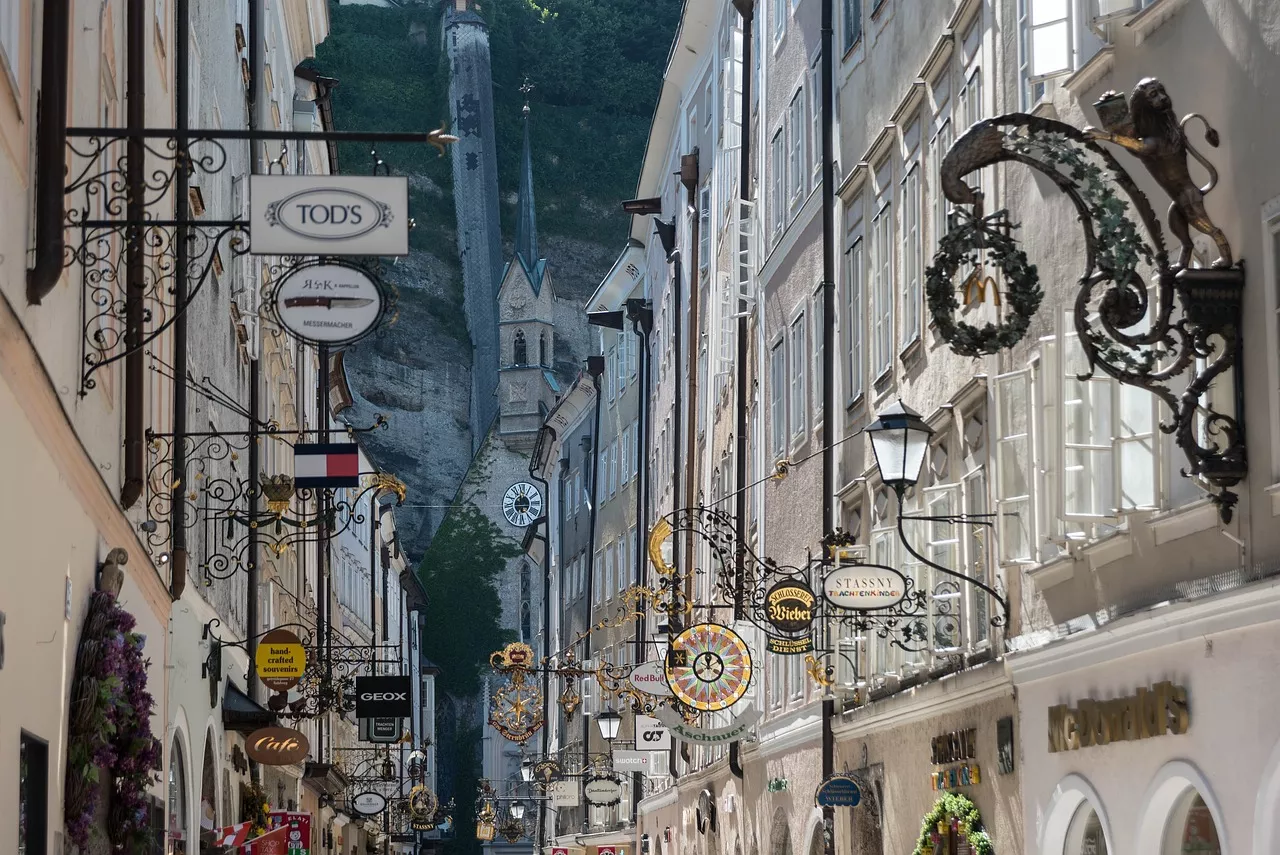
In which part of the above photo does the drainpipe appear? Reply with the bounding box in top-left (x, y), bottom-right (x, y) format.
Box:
top-left (119, 0), bottom-right (146, 510)
top-left (26, 0), bottom-right (70, 304)
top-left (582, 355), bottom-right (605, 812)
top-left (729, 0), bottom-right (755, 784)
top-left (169, 0), bottom-right (191, 598)
top-left (679, 151), bottom-right (699, 775)
top-left (820, 0), bottom-right (837, 852)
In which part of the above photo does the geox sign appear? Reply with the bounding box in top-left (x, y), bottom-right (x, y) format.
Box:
top-left (250, 175), bottom-right (409, 256)
top-left (355, 675), bottom-right (412, 718)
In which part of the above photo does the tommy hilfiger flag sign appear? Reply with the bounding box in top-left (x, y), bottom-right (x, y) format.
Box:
top-left (294, 443), bottom-right (360, 488)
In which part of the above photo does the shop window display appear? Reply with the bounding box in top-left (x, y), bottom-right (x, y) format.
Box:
top-left (1064, 802), bottom-right (1106, 855)
top-left (1164, 791), bottom-right (1221, 855)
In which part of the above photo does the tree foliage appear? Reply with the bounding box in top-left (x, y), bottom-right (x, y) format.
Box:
top-left (416, 501), bottom-right (520, 698)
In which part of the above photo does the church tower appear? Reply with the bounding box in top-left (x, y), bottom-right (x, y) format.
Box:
top-left (441, 0), bottom-right (503, 450)
top-left (495, 91), bottom-right (558, 452)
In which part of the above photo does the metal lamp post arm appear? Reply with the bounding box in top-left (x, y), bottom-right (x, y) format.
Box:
top-left (894, 504), bottom-right (1010, 632)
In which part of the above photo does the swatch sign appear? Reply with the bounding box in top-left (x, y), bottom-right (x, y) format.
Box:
top-left (822, 563), bottom-right (908, 610)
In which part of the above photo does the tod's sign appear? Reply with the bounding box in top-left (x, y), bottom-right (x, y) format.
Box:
top-left (1048, 682), bottom-right (1189, 753)
top-left (251, 175), bottom-right (409, 256)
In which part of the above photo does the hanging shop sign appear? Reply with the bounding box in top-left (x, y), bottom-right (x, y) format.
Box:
top-left (246, 727), bottom-right (310, 766)
top-left (652, 706), bottom-right (762, 744)
top-left (355, 675), bottom-right (412, 718)
top-left (293, 444), bottom-right (360, 489)
top-left (594, 846), bottom-right (628, 855)
top-left (583, 776), bottom-right (624, 807)
top-left (815, 774), bottom-right (862, 807)
top-left (612, 750), bottom-right (667, 774)
top-left (664, 623), bottom-right (753, 712)
top-left (764, 580), bottom-right (816, 654)
top-left (822, 563), bottom-right (908, 610)
top-left (409, 785), bottom-right (440, 824)
top-left (250, 175), bottom-right (409, 256)
top-left (359, 716), bottom-right (402, 743)
top-left (997, 717), bottom-right (1015, 775)
top-left (628, 661), bottom-right (673, 698)
top-left (352, 792), bottom-right (387, 816)
top-left (931, 728), bottom-right (976, 765)
top-left (476, 822), bottom-right (496, 842)
top-left (549, 780), bottom-right (580, 808)
top-left (635, 714), bottom-right (672, 750)
top-left (1048, 681), bottom-right (1189, 753)
top-left (271, 262), bottom-right (385, 347)
top-left (255, 629), bottom-right (307, 692)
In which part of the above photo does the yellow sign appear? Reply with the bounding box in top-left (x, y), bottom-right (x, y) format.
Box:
top-left (255, 628), bottom-right (307, 692)
top-left (1048, 681), bottom-right (1189, 753)
top-left (476, 822), bottom-right (496, 842)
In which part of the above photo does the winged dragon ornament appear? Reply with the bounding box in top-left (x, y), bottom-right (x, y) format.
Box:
top-left (927, 78), bottom-right (1245, 519)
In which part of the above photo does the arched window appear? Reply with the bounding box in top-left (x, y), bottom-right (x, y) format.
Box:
top-left (1163, 791), bottom-right (1222, 855)
top-left (168, 739), bottom-right (187, 843)
top-left (514, 330), bottom-right (528, 366)
top-left (1065, 802), bottom-right (1108, 855)
top-left (540, 333), bottom-right (548, 366)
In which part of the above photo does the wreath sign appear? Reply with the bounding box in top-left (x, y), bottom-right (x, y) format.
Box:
top-left (925, 209), bottom-right (1043, 357)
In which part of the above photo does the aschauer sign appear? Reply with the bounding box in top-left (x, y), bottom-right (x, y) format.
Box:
top-left (1048, 682), bottom-right (1189, 752)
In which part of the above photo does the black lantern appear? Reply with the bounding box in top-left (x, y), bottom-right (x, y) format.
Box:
top-left (596, 708), bottom-right (622, 742)
top-left (866, 401), bottom-right (933, 496)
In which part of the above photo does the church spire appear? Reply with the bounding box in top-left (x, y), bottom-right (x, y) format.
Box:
top-left (514, 78), bottom-right (539, 278)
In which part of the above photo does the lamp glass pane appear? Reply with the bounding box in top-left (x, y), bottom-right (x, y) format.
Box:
top-left (869, 427), bottom-right (909, 484)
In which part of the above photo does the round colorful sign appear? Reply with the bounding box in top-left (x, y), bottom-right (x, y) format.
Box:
top-left (822, 563), bottom-right (908, 610)
top-left (271, 261), bottom-right (384, 347)
top-left (664, 623), bottom-right (753, 712)
top-left (255, 628), bottom-right (307, 692)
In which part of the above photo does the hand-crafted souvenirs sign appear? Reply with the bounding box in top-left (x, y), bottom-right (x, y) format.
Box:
top-left (271, 262), bottom-right (385, 347)
top-left (822, 563), bottom-right (908, 610)
top-left (764, 580), bottom-right (816, 655)
top-left (247, 726), bottom-right (310, 766)
top-left (250, 175), bottom-right (409, 256)
top-left (254, 628), bottom-right (306, 692)
top-left (815, 774), bottom-right (861, 807)
top-left (653, 706), bottom-right (762, 744)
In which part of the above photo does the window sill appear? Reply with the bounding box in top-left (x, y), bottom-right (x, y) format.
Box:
top-left (845, 392), bottom-right (865, 414)
top-left (1146, 498), bottom-right (1218, 545)
top-left (1060, 46), bottom-right (1115, 97)
top-left (1126, 0), bottom-right (1190, 46)
top-left (898, 335), bottom-right (923, 365)
top-left (1266, 482), bottom-right (1280, 516)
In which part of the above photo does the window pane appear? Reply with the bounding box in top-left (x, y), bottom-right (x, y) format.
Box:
top-left (1065, 802), bottom-right (1108, 855)
top-left (1030, 17), bottom-right (1071, 78)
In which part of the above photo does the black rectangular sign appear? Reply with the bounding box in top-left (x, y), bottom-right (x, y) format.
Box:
top-left (355, 675), bottom-right (412, 718)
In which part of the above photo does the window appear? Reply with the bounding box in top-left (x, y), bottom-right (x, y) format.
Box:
top-left (607, 441), bottom-right (617, 498)
top-left (812, 289), bottom-right (824, 431)
top-left (514, 330), bottom-right (528, 366)
top-left (788, 650), bottom-right (804, 700)
top-left (809, 58), bottom-right (822, 187)
top-left (771, 341), bottom-right (787, 457)
top-left (788, 89), bottom-right (805, 205)
top-left (770, 129), bottom-right (786, 237)
top-left (1163, 791), bottom-right (1222, 855)
top-left (593, 550), bottom-right (603, 604)
top-left (617, 335), bottom-right (628, 394)
top-left (995, 370), bottom-right (1034, 563)
top-left (605, 347), bottom-right (616, 401)
top-left (169, 739), bottom-right (187, 842)
top-left (704, 76), bottom-right (714, 127)
top-left (767, 654), bottom-right (784, 711)
top-left (869, 163), bottom-right (894, 377)
top-left (700, 181), bottom-right (712, 276)
top-left (604, 544), bottom-right (615, 597)
top-left (19, 734), bottom-right (48, 855)
top-left (773, 0), bottom-right (786, 44)
top-left (790, 313), bottom-right (807, 441)
top-left (620, 426), bottom-right (631, 484)
top-left (0, 1), bottom-right (18, 88)
top-left (842, 0), bottom-right (863, 53)
top-left (930, 115), bottom-right (954, 249)
top-left (1024, 0), bottom-right (1072, 81)
top-left (1064, 801), bottom-right (1108, 854)
top-left (1016, 0), bottom-right (1047, 109)
top-left (845, 228), bottom-right (865, 402)
top-left (900, 155), bottom-right (921, 350)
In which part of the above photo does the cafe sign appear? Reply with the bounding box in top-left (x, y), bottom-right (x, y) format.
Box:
top-left (246, 727), bottom-right (310, 766)
top-left (822, 563), bottom-right (907, 610)
top-left (764, 580), bottom-right (815, 655)
top-left (255, 628), bottom-right (306, 692)
top-left (250, 175), bottom-right (409, 256)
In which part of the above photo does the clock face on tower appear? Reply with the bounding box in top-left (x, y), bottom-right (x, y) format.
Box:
top-left (502, 482), bottom-right (543, 527)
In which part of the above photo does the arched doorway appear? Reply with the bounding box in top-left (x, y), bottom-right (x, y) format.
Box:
top-left (169, 738), bottom-right (188, 853)
top-left (1042, 774), bottom-right (1113, 855)
top-left (1162, 791), bottom-right (1222, 854)
top-left (199, 734), bottom-right (218, 852)
top-left (769, 809), bottom-right (791, 855)
top-left (1137, 762), bottom-right (1227, 855)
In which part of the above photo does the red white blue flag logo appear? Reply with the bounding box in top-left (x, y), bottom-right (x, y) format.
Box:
top-left (294, 443), bottom-right (360, 488)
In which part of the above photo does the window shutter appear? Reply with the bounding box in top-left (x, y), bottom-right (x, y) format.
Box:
top-left (1028, 0), bottom-right (1073, 80)
top-left (723, 29), bottom-right (744, 150)
top-left (994, 369), bottom-right (1034, 563)
top-left (1060, 311), bottom-right (1115, 519)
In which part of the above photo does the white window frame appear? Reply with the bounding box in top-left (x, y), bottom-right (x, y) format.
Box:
top-left (620, 426), bottom-right (631, 485)
top-left (900, 121), bottom-right (922, 350)
top-left (0, 1), bottom-right (19, 90)
top-left (808, 54), bottom-right (823, 188)
top-left (812, 282), bottom-right (825, 435)
top-left (773, 0), bottom-right (787, 46)
top-left (700, 180), bottom-right (712, 275)
top-left (994, 369), bottom-right (1035, 564)
top-left (788, 88), bottom-right (806, 208)
top-left (770, 128), bottom-right (786, 238)
top-left (869, 162), bottom-right (894, 378)
top-left (845, 228), bottom-right (865, 404)
top-left (1025, 0), bottom-right (1072, 82)
top-left (789, 311), bottom-right (808, 444)
top-left (770, 338), bottom-right (787, 458)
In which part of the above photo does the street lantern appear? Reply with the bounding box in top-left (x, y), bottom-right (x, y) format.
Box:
top-left (520, 757), bottom-right (534, 783)
top-left (596, 708), bottom-right (622, 742)
top-left (866, 400), bottom-right (934, 495)
top-left (509, 800), bottom-right (526, 821)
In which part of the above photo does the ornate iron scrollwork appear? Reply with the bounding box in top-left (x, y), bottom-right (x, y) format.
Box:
top-left (931, 79), bottom-right (1245, 519)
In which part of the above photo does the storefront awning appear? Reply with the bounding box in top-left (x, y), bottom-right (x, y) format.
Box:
top-left (221, 680), bottom-right (277, 733)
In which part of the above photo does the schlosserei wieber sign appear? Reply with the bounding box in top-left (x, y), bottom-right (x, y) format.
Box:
top-left (250, 175), bottom-right (409, 256)
top-left (270, 261), bottom-right (386, 348)
top-left (764, 579), bottom-right (816, 655)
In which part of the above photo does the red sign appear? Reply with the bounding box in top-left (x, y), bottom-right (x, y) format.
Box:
top-left (245, 812), bottom-right (311, 855)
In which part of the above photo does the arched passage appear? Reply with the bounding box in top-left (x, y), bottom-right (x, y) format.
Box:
top-left (1136, 761), bottom-right (1227, 855)
top-left (1039, 774), bottom-right (1113, 855)
top-left (199, 729), bottom-right (218, 839)
top-left (769, 808), bottom-right (791, 855)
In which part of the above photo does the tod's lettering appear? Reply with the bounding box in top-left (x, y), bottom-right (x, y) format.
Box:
top-left (1048, 682), bottom-right (1189, 752)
